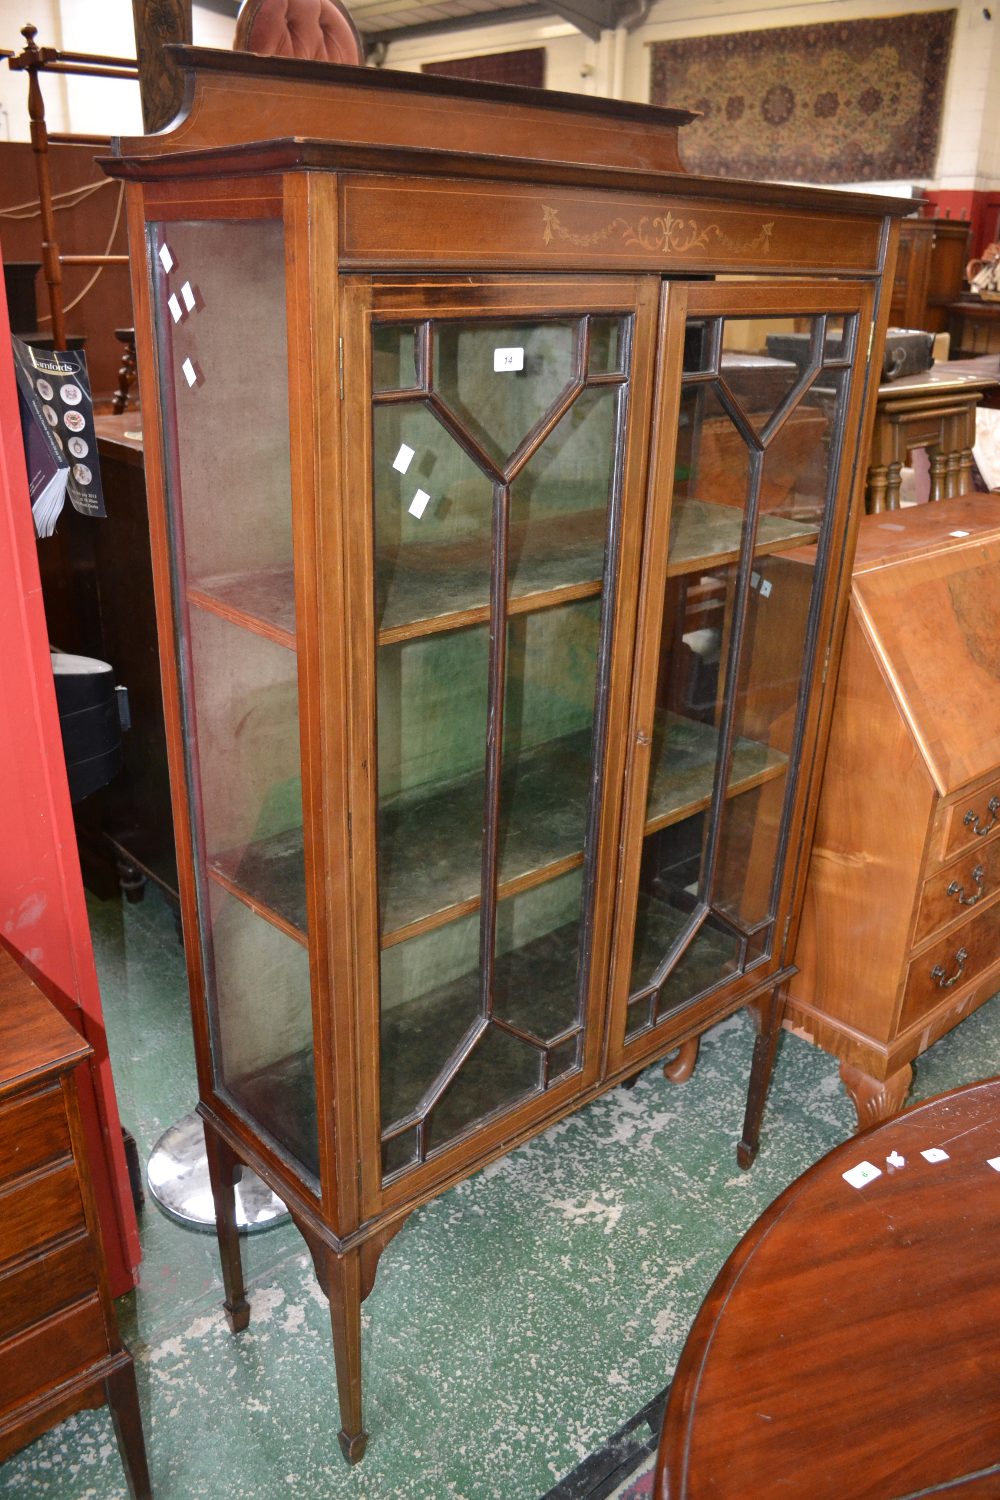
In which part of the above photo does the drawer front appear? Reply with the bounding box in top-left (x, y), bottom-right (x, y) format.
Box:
top-left (915, 842), bottom-right (1000, 947)
top-left (899, 901), bottom-right (1000, 1034)
top-left (0, 1294), bottom-right (107, 1417)
top-left (0, 1232), bottom-right (98, 1343)
top-left (0, 1161), bottom-right (85, 1267)
top-left (940, 777), bottom-right (1000, 864)
top-left (0, 1086), bottom-right (71, 1188)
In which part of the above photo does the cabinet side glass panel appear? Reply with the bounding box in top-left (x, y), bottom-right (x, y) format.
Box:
top-left (149, 219), bottom-right (318, 1181)
top-left (627, 310), bottom-right (855, 1037)
top-left (373, 314), bottom-right (629, 1179)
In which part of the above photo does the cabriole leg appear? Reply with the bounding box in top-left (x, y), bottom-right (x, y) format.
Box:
top-left (663, 1036), bottom-right (700, 1083)
top-left (203, 1122), bottom-right (250, 1333)
top-left (737, 984), bottom-right (786, 1170)
top-left (840, 1060), bottom-right (913, 1131)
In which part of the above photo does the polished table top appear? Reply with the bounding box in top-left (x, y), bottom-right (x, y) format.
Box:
top-left (656, 1078), bottom-right (1000, 1499)
top-left (877, 357), bottom-right (1000, 399)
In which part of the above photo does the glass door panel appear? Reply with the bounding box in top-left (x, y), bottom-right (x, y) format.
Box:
top-left (623, 302), bottom-right (858, 1043)
top-left (371, 306), bottom-right (633, 1181)
top-left (150, 217), bottom-right (318, 1180)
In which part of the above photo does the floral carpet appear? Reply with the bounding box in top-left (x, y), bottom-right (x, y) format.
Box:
top-left (650, 12), bottom-right (955, 184)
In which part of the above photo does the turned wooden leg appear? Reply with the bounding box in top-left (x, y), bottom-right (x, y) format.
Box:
top-left (929, 446), bottom-right (948, 502)
top-left (112, 330), bottom-right (138, 415)
top-left (203, 1123), bottom-right (250, 1333)
top-left (884, 459), bottom-right (903, 511)
top-left (839, 1060), bottom-right (913, 1132)
top-left (104, 1358), bottom-right (153, 1500)
top-left (737, 984), bottom-right (786, 1170)
top-left (946, 448), bottom-right (961, 500)
top-left (663, 1036), bottom-right (700, 1084)
top-left (866, 463), bottom-right (888, 514)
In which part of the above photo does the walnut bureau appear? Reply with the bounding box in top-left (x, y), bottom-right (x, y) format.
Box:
top-left (103, 48), bottom-right (908, 1459)
top-left (787, 493), bottom-right (1000, 1126)
top-left (0, 945), bottom-right (151, 1495)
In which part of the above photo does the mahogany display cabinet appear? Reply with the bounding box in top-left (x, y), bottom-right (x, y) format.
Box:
top-left (104, 49), bottom-right (907, 1461)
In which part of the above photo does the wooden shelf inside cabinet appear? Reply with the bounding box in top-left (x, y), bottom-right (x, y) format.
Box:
top-left (188, 565), bottom-right (296, 649)
top-left (376, 509), bottom-right (606, 644)
top-left (380, 713), bottom-right (787, 945)
top-left (205, 713), bottom-right (785, 950)
top-left (209, 831), bottom-right (307, 944)
top-left (668, 497), bottom-right (819, 576)
top-left (376, 500), bottom-right (819, 646)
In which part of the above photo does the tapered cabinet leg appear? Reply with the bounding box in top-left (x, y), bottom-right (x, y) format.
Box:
top-left (315, 1243), bottom-right (367, 1464)
top-left (663, 1036), bottom-right (700, 1084)
top-left (104, 1358), bottom-right (153, 1500)
top-left (840, 1060), bottom-right (913, 1132)
top-left (203, 1123), bottom-right (250, 1333)
top-left (737, 985), bottom-right (786, 1170)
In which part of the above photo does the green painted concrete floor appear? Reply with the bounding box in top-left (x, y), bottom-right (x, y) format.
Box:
top-left (2, 886), bottom-right (997, 1499)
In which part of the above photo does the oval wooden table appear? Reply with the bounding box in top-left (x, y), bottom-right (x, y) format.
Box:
top-left (656, 1078), bottom-right (1000, 1499)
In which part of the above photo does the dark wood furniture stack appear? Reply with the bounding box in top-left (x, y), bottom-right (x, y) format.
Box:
top-left (949, 296), bottom-right (1000, 358)
top-left (655, 1076), bottom-right (1000, 1499)
top-left (889, 216), bottom-right (969, 332)
top-left (103, 48), bottom-right (907, 1460)
top-left (0, 946), bottom-right (151, 1497)
top-left (788, 494), bottom-right (1000, 1126)
top-left (863, 360), bottom-right (1000, 511)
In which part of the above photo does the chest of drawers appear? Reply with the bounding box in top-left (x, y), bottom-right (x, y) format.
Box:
top-left (787, 493), bottom-right (1000, 1126)
top-left (0, 946), bottom-right (151, 1496)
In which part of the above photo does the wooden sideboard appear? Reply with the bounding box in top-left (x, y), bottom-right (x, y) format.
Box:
top-left (0, 946), bottom-right (152, 1496)
top-left (889, 218), bottom-right (969, 333)
top-left (787, 493), bottom-right (1000, 1126)
top-left (948, 297), bottom-right (1000, 358)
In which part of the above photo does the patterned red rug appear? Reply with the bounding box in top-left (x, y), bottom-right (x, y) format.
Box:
top-left (650, 11), bottom-right (955, 183)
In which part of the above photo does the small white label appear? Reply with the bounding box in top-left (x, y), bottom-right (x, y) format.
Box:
top-left (494, 347), bottom-right (524, 373)
top-left (988, 1157), bottom-right (1000, 1173)
top-left (168, 293), bottom-right (183, 323)
top-left (921, 1148), bottom-right (950, 1164)
top-left (181, 280), bottom-right (197, 312)
top-left (843, 1161), bottom-right (881, 1189)
top-left (408, 488), bottom-right (431, 519)
top-left (949, 530), bottom-right (971, 538)
top-left (886, 1151), bottom-right (905, 1169)
top-left (181, 357), bottom-right (197, 388)
top-left (393, 443), bottom-right (415, 475)
top-left (759, 579), bottom-right (773, 599)
top-left (750, 571), bottom-right (761, 590)
top-left (158, 243), bottom-right (174, 273)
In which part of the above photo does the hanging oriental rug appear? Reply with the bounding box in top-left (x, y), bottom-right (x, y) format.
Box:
top-left (650, 11), bottom-right (955, 184)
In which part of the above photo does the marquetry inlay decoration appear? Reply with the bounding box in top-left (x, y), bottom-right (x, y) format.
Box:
top-left (541, 206), bottom-right (775, 258)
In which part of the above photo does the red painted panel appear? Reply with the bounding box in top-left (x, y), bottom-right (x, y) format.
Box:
top-left (923, 189), bottom-right (1000, 259)
top-left (0, 245), bottom-right (140, 1295)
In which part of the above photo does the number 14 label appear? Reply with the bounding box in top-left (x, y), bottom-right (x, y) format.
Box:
top-left (494, 347), bottom-right (524, 372)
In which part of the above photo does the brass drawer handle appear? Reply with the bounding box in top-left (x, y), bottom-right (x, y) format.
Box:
top-left (931, 947), bottom-right (968, 990)
top-left (964, 797), bottom-right (1000, 837)
top-left (947, 865), bottom-right (985, 907)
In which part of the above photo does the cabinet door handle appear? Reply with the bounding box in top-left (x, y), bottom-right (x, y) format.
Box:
top-left (964, 796), bottom-right (1000, 837)
top-left (947, 865), bottom-right (985, 907)
top-left (931, 947), bottom-right (968, 989)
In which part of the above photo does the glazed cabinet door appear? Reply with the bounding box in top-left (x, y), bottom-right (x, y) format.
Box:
top-left (607, 280), bottom-right (875, 1071)
top-left (341, 277), bottom-right (660, 1213)
top-left (143, 208), bottom-right (323, 1190)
